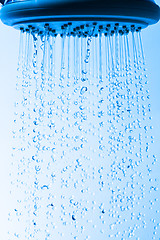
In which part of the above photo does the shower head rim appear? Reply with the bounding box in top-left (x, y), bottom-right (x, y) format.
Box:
top-left (0, 0), bottom-right (160, 32)
top-left (11, 17), bottom-right (149, 33)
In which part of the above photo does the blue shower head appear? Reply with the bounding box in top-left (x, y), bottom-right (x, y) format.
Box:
top-left (0, 0), bottom-right (160, 34)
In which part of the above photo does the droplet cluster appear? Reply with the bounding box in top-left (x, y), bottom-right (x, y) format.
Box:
top-left (8, 22), bottom-right (160, 239)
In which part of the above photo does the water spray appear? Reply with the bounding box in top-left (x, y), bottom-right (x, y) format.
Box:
top-left (0, 0), bottom-right (160, 239)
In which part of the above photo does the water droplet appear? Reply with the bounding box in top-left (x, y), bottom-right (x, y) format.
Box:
top-left (72, 215), bottom-right (76, 221)
top-left (80, 87), bottom-right (88, 95)
top-left (35, 166), bottom-right (41, 172)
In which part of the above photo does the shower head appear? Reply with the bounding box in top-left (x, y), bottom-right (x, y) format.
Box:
top-left (0, 0), bottom-right (160, 34)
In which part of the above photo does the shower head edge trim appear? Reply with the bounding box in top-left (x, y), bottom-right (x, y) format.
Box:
top-left (0, 0), bottom-right (160, 32)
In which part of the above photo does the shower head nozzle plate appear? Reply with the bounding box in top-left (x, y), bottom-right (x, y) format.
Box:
top-left (0, 0), bottom-right (160, 32)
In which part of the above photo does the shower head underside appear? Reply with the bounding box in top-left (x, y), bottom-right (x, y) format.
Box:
top-left (0, 0), bottom-right (160, 35)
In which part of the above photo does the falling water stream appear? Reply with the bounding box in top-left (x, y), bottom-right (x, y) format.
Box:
top-left (9, 23), bottom-right (159, 239)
